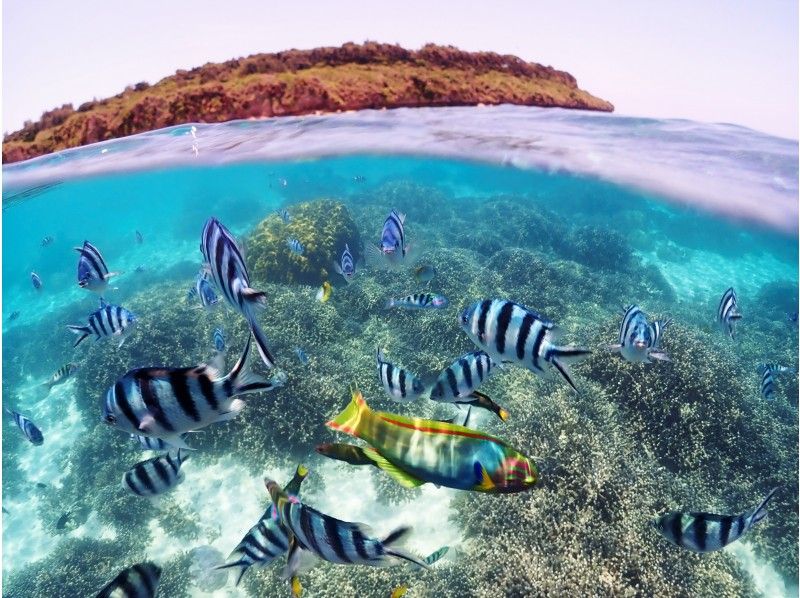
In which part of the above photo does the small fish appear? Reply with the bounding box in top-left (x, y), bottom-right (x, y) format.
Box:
top-left (9, 311), bottom-right (20, 321)
top-left (74, 240), bottom-right (120, 293)
top-left (378, 209), bottom-right (408, 258)
top-left (353, 175), bottom-right (366, 183)
top-left (786, 312), bottom-right (798, 324)
top-left (122, 450), bottom-right (187, 496)
top-left (130, 433), bottom-right (188, 451)
top-left (67, 297), bottom-right (137, 348)
top-left (413, 265), bottom-right (436, 283)
top-left (316, 281), bottom-right (332, 303)
top-left (652, 488), bottom-right (778, 552)
top-left (333, 244), bottom-right (356, 282)
top-left (187, 272), bottom-right (219, 309)
top-left (201, 217), bottom-right (276, 368)
top-left (5, 408), bottom-right (44, 445)
top-left (134, 265), bottom-right (147, 273)
top-left (608, 305), bottom-right (671, 363)
top-left (42, 363), bottom-right (80, 389)
top-left (101, 336), bottom-right (284, 447)
top-left (213, 327), bottom-right (226, 352)
top-left (287, 238), bottom-right (305, 255)
top-left (430, 351), bottom-right (507, 420)
top-left (460, 299), bottom-right (591, 391)
top-left (386, 293), bottom-right (448, 310)
top-left (375, 348), bottom-right (425, 402)
top-left (391, 585), bottom-right (408, 598)
top-left (717, 287), bottom-right (742, 339)
top-left (31, 272), bottom-right (42, 290)
top-left (55, 511), bottom-right (70, 530)
top-left (135, 230), bottom-right (143, 244)
top-left (275, 209), bottom-right (291, 224)
top-left (758, 364), bottom-right (794, 400)
top-left (294, 347), bottom-right (310, 365)
top-left (96, 562), bottom-right (162, 598)
top-left (35, 482), bottom-right (48, 489)
top-left (41, 236), bottom-right (54, 247)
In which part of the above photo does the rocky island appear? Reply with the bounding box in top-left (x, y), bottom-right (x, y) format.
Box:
top-left (2, 42), bottom-right (613, 163)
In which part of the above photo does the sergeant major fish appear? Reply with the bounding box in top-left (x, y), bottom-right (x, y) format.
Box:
top-left (213, 327), bottom-right (226, 352)
top-left (130, 433), bottom-right (188, 451)
top-left (275, 209), bottom-right (291, 224)
top-left (201, 217), bottom-right (276, 368)
top-left (74, 240), bottom-right (120, 293)
top-left (286, 238), bottom-right (304, 255)
top-left (717, 287), bottom-right (742, 339)
top-left (31, 272), bottom-right (42, 291)
top-left (386, 293), bottom-right (448, 310)
top-left (333, 244), bottom-right (356, 283)
top-left (5, 408), bottom-right (44, 445)
top-left (429, 351), bottom-right (508, 421)
top-left (122, 450), bottom-right (188, 496)
top-left (608, 305), bottom-right (671, 363)
top-left (459, 299), bottom-right (591, 391)
top-left (376, 348), bottom-right (426, 402)
top-left (67, 297), bottom-right (136, 348)
top-left (758, 363), bottom-right (794, 401)
top-left (42, 363), bottom-right (79, 390)
top-left (96, 562), bottom-right (162, 598)
top-left (187, 271), bottom-right (219, 309)
top-left (101, 336), bottom-right (284, 449)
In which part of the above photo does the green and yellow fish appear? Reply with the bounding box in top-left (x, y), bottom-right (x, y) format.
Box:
top-left (325, 386), bottom-right (538, 493)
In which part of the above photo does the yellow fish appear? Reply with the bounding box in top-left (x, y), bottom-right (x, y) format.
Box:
top-left (316, 281), bottom-right (332, 303)
top-left (390, 585), bottom-right (408, 598)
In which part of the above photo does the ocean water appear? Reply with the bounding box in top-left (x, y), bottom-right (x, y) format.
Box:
top-left (2, 106), bottom-right (798, 597)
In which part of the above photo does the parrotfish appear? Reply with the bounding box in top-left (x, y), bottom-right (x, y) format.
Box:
top-left (717, 287), bottom-right (742, 339)
top-left (608, 305), bottom-right (671, 363)
top-left (325, 387), bottom-right (537, 493)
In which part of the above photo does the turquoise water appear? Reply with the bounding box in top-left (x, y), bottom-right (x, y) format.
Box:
top-left (2, 107), bottom-right (798, 597)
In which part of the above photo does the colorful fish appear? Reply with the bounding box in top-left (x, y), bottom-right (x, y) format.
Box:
top-left (316, 281), bottom-right (332, 303)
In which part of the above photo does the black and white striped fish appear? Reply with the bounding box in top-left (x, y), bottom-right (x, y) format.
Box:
top-left (287, 238), bottom-right (304, 255)
top-left (275, 209), bottom-right (291, 224)
top-left (5, 408), bottom-right (44, 445)
top-left (122, 450), bottom-right (187, 496)
top-left (215, 465), bottom-right (308, 586)
top-left (379, 209), bottom-right (407, 257)
top-left (130, 433), bottom-right (188, 451)
top-left (265, 479), bottom-right (428, 580)
top-left (717, 287), bottom-right (742, 339)
top-left (758, 364), bottom-right (794, 400)
top-left (608, 305), bottom-right (671, 363)
top-left (186, 271), bottom-right (219, 309)
top-left (429, 351), bottom-right (508, 420)
top-left (101, 336), bottom-right (284, 448)
top-left (67, 297), bottom-right (137, 348)
top-left (213, 327), bottom-right (226, 352)
top-left (386, 293), bottom-right (448, 310)
top-left (459, 299), bottom-right (591, 391)
top-left (74, 240), bottom-right (120, 293)
top-left (42, 363), bottom-right (79, 389)
top-left (652, 488), bottom-right (778, 553)
top-left (31, 271), bottom-right (42, 290)
top-left (376, 348), bottom-right (426, 402)
top-left (333, 243), bottom-right (356, 282)
top-left (96, 561), bottom-right (162, 598)
top-left (201, 217), bottom-right (276, 368)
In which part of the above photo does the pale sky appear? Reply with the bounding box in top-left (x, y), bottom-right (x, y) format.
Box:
top-left (2, 0), bottom-right (798, 139)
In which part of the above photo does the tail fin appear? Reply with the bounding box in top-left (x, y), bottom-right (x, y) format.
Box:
top-left (326, 385), bottom-right (370, 437)
top-left (245, 317), bottom-right (275, 369)
top-left (468, 391), bottom-right (508, 421)
top-left (213, 561), bottom-right (249, 586)
top-left (226, 336), bottom-right (276, 395)
top-left (548, 346), bottom-right (592, 391)
top-left (750, 487), bottom-right (779, 525)
top-left (382, 527), bottom-right (428, 568)
top-left (284, 464), bottom-right (309, 496)
top-left (384, 299), bottom-right (395, 309)
top-left (67, 325), bottom-right (91, 347)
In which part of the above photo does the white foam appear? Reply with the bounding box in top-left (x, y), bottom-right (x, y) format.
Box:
top-left (728, 541), bottom-right (797, 598)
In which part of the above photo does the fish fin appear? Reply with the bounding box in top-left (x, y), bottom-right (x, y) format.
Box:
top-left (467, 391), bottom-right (508, 421)
top-left (226, 335), bottom-right (276, 395)
top-left (730, 314), bottom-right (743, 320)
top-left (396, 211), bottom-right (406, 225)
top-left (751, 487), bottom-right (779, 525)
top-left (207, 351), bottom-right (226, 378)
top-left (104, 271), bottom-right (122, 280)
top-left (66, 325), bottom-right (90, 347)
top-left (382, 526), bottom-right (428, 568)
top-left (326, 385), bottom-right (370, 437)
top-left (606, 344), bottom-right (622, 352)
top-left (384, 299), bottom-right (395, 309)
top-left (246, 318), bottom-right (276, 369)
top-left (241, 287), bottom-right (266, 309)
top-left (216, 399), bottom-right (246, 422)
top-left (548, 346), bottom-right (592, 392)
top-left (138, 414), bottom-right (156, 432)
top-left (474, 461), bottom-right (496, 491)
top-left (99, 296), bottom-right (108, 308)
top-left (648, 351), bottom-right (671, 362)
top-left (213, 560), bottom-right (249, 586)
top-left (361, 447), bottom-right (425, 488)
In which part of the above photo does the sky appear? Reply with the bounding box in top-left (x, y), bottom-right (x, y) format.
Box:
top-left (2, 0), bottom-right (798, 139)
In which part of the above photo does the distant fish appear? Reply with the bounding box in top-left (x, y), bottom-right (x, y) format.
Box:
top-left (134, 265), bottom-right (147, 273)
top-left (41, 236), bottom-right (54, 247)
top-left (353, 175), bottom-right (366, 183)
top-left (375, 348), bottom-right (426, 402)
top-left (201, 217), bottom-right (276, 368)
top-left (275, 209), bottom-right (291, 224)
top-left (55, 511), bottom-right (71, 530)
top-left (135, 230), bottom-right (143, 244)
top-left (413, 265), bottom-right (436, 284)
top-left (459, 299), bottom-right (591, 391)
top-left (130, 433), bottom-right (188, 451)
top-left (187, 271), bottom-right (219, 309)
top-left (430, 351), bottom-right (507, 420)
top-left (294, 347), bottom-right (310, 365)
top-left (122, 450), bottom-right (187, 496)
top-left (333, 244), bottom-right (356, 282)
top-left (758, 363), bottom-right (794, 400)
top-left (652, 488), bottom-right (778, 552)
top-left (42, 363), bottom-right (79, 390)
top-left (9, 311), bottom-right (20, 321)
top-left (31, 272), bottom-right (42, 291)
top-left (786, 312), bottom-right (798, 324)
top-left (96, 562), bottom-right (162, 598)
top-left (386, 293), bottom-right (448, 310)
top-left (101, 336), bottom-right (284, 448)
top-left (67, 297), bottom-right (137, 348)
top-left (717, 287), bottom-right (742, 339)
top-left (287, 238), bottom-right (304, 255)
top-left (608, 305), bottom-right (671, 363)
top-left (316, 281), bottom-right (332, 303)
top-left (74, 240), bottom-right (120, 293)
top-left (213, 327), bottom-right (226, 352)
top-left (5, 408), bottom-right (44, 445)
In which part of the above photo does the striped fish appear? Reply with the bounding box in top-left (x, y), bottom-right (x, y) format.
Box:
top-left (101, 336), bottom-right (283, 448)
top-left (325, 387), bottom-right (537, 493)
top-left (187, 272), bottom-right (219, 309)
top-left (213, 327), bottom-right (226, 352)
top-left (459, 299), bottom-right (591, 391)
top-left (379, 209), bottom-right (407, 257)
top-left (130, 433), bottom-right (188, 451)
top-left (333, 243), bottom-right (356, 282)
top-left (608, 305), bottom-right (671, 363)
top-left (376, 348), bottom-right (425, 402)
top-left (265, 478), bottom-right (427, 580)
top-left (717, 287), bottom-right (742, 339)
top-left (96, 561), bottom-right (162, 598)
top-left (5, 408), bottom-right (44, 445)
top-left (420, 545), bottom-right (449, 567)
top-left (287, 238), bottom-right (304, 255)
top-left (42, 363), bottom-right (79, 389)
top-left (74, 240), bottom-right (120, 293)
top-left (430, 351), bottom-right (507, 420)
top-left (30, 271), bottom-right (42, 290)
top-left (67, 297), bottom-right (137, 348)
top-left (275, 208), bottom-right (291, 224)
top-left (201, 217), bottom-right (276, 368)
top-left (122, 450), bottom-right (187, 496)
top-left (652, 488), bottom-right (778, 553)
top-left (386, 293), bottom-right (448, 310)
top-left (758, 364), bottom-right (794, 400)
top-left (215, 465), bottom-right (308, 586)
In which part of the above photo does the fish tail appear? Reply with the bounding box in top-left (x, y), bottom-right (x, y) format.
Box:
top-left (469, 391), bottom-right (509, 421)
top-left (384, 299), bottom-right (395, 309)
top-left (548, 346), bottom-right (592, 391)
top-left (382, 526), bottom-right (428, 568)
top-left (66, 325), bottom-right (91, 347)
top-left (245, 315), bottom-right (276, 369)
top-left (227, 336), bottom-right (273, 395)
top-left (751, 487), bottom-right (779, 525)
top-left (326, 385), bottom-right (370, 437)
top-left (213, 561), bottom-right (249, 586)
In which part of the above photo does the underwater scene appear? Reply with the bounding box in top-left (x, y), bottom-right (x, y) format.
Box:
top-left (1, 106), bottom-right (798, 597)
